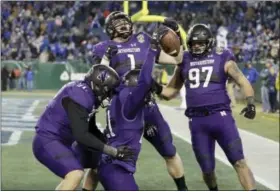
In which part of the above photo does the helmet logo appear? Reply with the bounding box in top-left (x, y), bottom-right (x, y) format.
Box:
top-left (97, 70), bottom-right (109, 82)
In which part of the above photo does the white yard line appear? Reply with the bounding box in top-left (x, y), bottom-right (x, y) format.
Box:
top-left (1, 127), bottom-right (35, 132)
top-left (159, 104), bottom-right (279, 190)
top-left (1, 117), bottom-right (37, 122)
top-left (21, 100), bottom-right (40, 120)
top-left (1, 130), bottom-right (23, 146)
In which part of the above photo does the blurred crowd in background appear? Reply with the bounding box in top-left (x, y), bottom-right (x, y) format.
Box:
top-left (1, 65), bottom-right (34, 92)
top-left (1, 1), bottom-right (279, 63)
top-left (1, 1), bottom-right (279, 112)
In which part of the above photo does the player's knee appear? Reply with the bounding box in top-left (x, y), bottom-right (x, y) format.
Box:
top-left (224, 139), bottom-right (245, 165)
top-left (163, 151), bottom-right (179, 161)
top-left (90, 168), bottom-right (97, 175)
top-left (201, 164), bottom-right (215, 173)
top-left (161, 145), bottom-right (176, 158)
top-left (233, 159), bottom-right (248, 170)
top-left (202, 171), bottom-right (216, 179)
top-left (64, 170), bottom-right (84, 184)
top-left (88, 168), bottom-right (98, 180)
top-left (195, 154), bottom-right (215, 173)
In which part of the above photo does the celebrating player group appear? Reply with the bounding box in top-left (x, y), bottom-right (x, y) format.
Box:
top-left (32, 11), bottom-right (257, 191)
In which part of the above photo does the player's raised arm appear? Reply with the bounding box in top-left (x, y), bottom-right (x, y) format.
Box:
top-left (151, 65), bottom-right (184, 100)
top-left (122, 47), bottom-right (160, 119)
top-left (163, 66), bottom-right (184, 100)
top-left (158, 46), bottom-right (184, 65)
top-left (225, 60), bottom-right (256, 119)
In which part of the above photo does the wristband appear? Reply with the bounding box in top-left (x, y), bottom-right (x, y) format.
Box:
top-left (103, 145), bottom-right (117, 157)
top-left (155, 83), bottom-right (163, 95)
top-left (246, 96), bottom-right (255, 105)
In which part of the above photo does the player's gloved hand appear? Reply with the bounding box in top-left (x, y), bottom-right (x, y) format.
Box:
top-left (162, 18), bottom-right (183, 47)
top-left (103, 144), bottom-right (134, 161)
top-left (115, 145), bottom-right (135, 161)
top-left (105, 45), bottom-right (118, 59)
top-left (240, 104), bottom-right (256, 119)
top-left (151, 26), bottom-right (170, 56)
top-left (151, 26), bottom-right (170, 49)
top-left (163, 18), bottom-right (179, 33)
top-left (240, 96), bottom-right (256, 119)
top-left (145, 123), bottom-right (158, 137)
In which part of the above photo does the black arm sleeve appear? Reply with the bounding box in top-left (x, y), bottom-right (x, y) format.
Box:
top-left (88, 114), bottom-right (98, 133)
top-left (88, 114), bottom-right (106, 142)
top-left (62, 97), bottom-right (105, 152)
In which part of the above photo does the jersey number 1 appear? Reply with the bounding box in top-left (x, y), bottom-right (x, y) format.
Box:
top-left (188, 66), bottom-right (213, 88)
top-left (128, 54), bottom-right (136, 70)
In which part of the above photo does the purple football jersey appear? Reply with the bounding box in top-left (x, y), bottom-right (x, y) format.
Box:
top-left (180, 48), bottom-right (235, 108)
top-left (92, 32), bottom-right (152, 77)
top-left (36, 81), bottom-right (96, 143)
top-left (102, 87), bottom-right (144, 173)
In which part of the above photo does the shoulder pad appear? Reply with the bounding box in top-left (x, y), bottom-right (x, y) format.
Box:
top-left (223, 48), bottom-right (235, 62)
top-left (68, 82), bottom-right (94, 110)
top-left (92, 41), bottom-right (109, 53)
top-left (183, 51), bottom-right (192, 59)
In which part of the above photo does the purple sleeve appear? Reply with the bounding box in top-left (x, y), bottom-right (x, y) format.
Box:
top-left (224, 49), bottom-right (236, 62)
top-left (122, 50), bottom-right (158, 119)
top-left (141, 31), bottom-right (152, 42)
top-left (68, 84), bottom-right (94, 112)
top-left (92, 42), bottom-right (106, 59)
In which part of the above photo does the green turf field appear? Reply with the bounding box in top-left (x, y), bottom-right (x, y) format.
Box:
top-left (1, 91), bottom-right (278, 190)
top-left (159, 98), bottom-right (279, 142)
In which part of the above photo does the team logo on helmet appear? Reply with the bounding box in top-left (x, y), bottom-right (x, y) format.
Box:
top-left (137, 34), bottom-right (145, 43)
top-left (97, 70), bottom-right (109, 82)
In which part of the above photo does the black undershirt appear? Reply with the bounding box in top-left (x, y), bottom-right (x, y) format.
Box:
top-left (62, 97), bottom-right (105, 152)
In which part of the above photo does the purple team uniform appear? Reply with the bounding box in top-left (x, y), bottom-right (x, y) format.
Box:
top-left (32, 81), bottom-right (101, 178)
top-left (98, 51), bottom-right (158, 190)
top-left (92, 32), bottom-right (176, 158)
top-left (179, 48), bottom-right (244, 173)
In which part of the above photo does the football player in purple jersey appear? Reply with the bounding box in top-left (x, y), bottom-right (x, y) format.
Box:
top-left (91, 11), bottom-right (188, 190)
top-left (32, 63), bottom-right (134, 190)
top-left (153, 24), bottom-right (257, 190)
